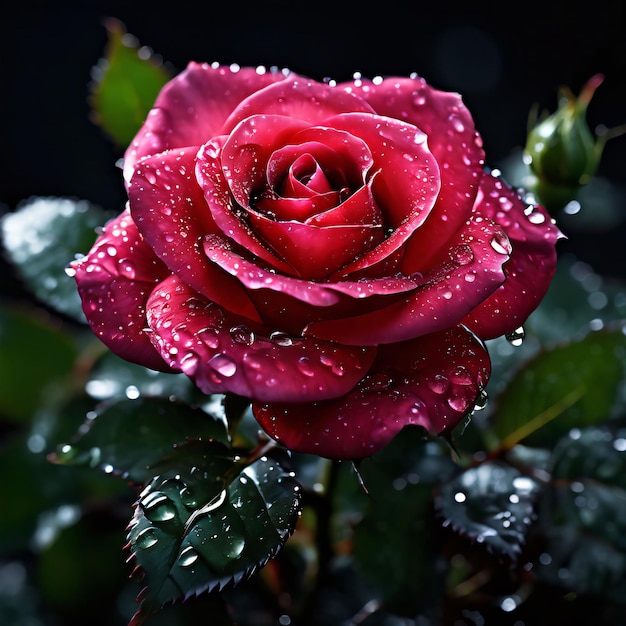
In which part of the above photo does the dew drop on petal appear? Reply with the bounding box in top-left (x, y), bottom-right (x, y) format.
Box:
top-left (297, 356), bottom-right (316, 377)
top-left (208, 354), bottom-right (237, 378)
top-left (270, 331), bottom-right (293, 346)
top-left (427, 374), bottom-right (450, 395)
top-left (450, 243), bottom-right (474, 266)
top-left (490, 232), bottom-right (512, 256)
top-left (448, 395), bottom-right (469, 413)
top-left (179, 352), bottom-right (200, 375)
top-left (505, 326), bottom-right (525, 346)
top-left (230, 324), bottom-right (255, 346)
top-left (117, 258), bottom-right (137, 279)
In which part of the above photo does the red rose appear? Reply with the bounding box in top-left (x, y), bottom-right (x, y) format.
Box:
top-left (73, 63), bottom-right (562, 458)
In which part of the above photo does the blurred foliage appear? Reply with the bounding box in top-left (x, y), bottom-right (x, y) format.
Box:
top-left (1, 21), bottom-right (626, 626)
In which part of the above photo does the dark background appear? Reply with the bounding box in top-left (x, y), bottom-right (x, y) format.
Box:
top-left (1, 0), bottom-right (626, 293)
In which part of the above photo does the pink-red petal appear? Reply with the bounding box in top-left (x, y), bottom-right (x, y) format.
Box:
top-left (253, 325), bottom-right (490, 458)
top-left (321, 112), bottom-right (441, 277)
top-left (222, 76), bottom-right (376, 134)
top-left (203, 235), bottom-right (342, 307)
top-left (305, 216), bottom-right (510, 345)
top-left (128, 146), bottom-right (262, 321)
top-left (146, 275), bottom-right (376, 402)
top-left (341, 77), bottom-right (485, 272)
top-left (72, 209), bottom-right (172, 371)
top-left (195, 138), bottom-right (296, 274)
top-left (247, 213), bottom-right (385, 280)
top-left (462, 172), bottom-right (564, 338)
top-left (123, 63), bottom-right (292, 184)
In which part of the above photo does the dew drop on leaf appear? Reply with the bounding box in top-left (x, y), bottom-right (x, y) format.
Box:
top-left (136, 528), bottom-right (159, 549)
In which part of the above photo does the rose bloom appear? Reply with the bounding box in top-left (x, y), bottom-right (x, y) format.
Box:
top-left (73, 63), bottom-right (561, 459)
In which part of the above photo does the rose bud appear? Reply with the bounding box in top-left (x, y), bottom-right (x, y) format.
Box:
top-left (73, 64), bottom-right (562, 459)
top-left (524, 74), bottom-right (624, 213)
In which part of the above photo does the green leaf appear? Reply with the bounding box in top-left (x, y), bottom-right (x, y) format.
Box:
top-left (535, 481), bottom-right (626, 602)
top-left (352, 427), bottom-right (458, 614)
top-left (550, 425), bottom-right (626, 489)
top-left (1, 197), bottom-right (112, 321)
top-left (436, 461), bottom-right (540, 559)
top-left (489, 326), bottom-right (626, 449)
top-left (49, 396), bottom-right (230, 484)
top-left (90, 19), bottom-right (172, 147)
top-left (127, 442), bottom-right (302, 624)
top-left (0, 304), bottom-right (77, 423)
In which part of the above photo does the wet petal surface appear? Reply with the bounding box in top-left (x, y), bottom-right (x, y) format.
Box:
top-left (253, 325), bottom-right (490, 458)
top-left (305, 216), bottom-right (510, 345)
top-left (129, 147), bottom-right (261, 321)
top-left (72, 209), bottom-right (172, 371)
top-left (461, 172), bottom-right (563, 338)
top-left (123, 63), bottom-right (291, 184)
top-left (146, 275), bottom-right (377, 402)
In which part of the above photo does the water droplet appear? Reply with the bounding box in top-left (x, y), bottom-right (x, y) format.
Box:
top-left (197, 326), bottom-right (220, 349)
top-left (473, 388), bottom-right (489, 411)
top-left (230, 324), bottom-right (255, 346)
top-left (270, 331), bottom-right (293, 346)
top-left (297, 356), bottom-right (315, 377)
top-left (427, 374), bottom-right (449, 394)
top-left (448, 395), bottom-right (469, 413)
top-left (505, 326), bottom-right (525, 346)
top-left (179, 486), bottom-right (198, 509)
top-left (454, 491), bottom-right (467, 503)
top-left (490, 232), bottom-right (512, 256)
top-left (225, 536), bottom-right (246, 559)
top-left (528, 210), bottom-right (546, 224)
top-left (450, 243), bottom-right (474, 266)
top-left (450, 365), bottom-right (473, 385)
top-left (142, 492), bottom-right (177, 522)
top-left (136, 527), bottom-right (159, 549)
top-left (117, 258), bottom-right (137, 279)
top-left (64, 265), bottom-right (77, 277)
top-left (208, 353), bottom-right (237, 378)
top-left (178, 546), bottom-right (199, 567)
top-left (180, 352), bottom-right (199, 375)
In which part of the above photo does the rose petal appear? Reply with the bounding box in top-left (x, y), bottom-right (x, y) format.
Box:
top-left (195, 138), bottom-right (297, 274)
top-left (255, 191), bottom-right (345, 223)
top-left (266, 125), bottom-right (374, 192)
top-left (72, 209), bottom-right (172, 371)
top-left (222, 76), bottom-right (376, 135)
top-left (319, 112), bottom-right (441, 277)
top-left (462, 172), bottom-right (564, 338)
top-left (220, 114), bottom-right (311, 208)
top-left (129, 146), bottom-right (262, 321)
top-left (123, 63), bottom-right (291, 184)
top-left (247, 204), bottom-right (385, 280)
top-left (306, 181), bottom-right (381, 227)
top-left (203, 235), bottom-right (342, 306)
top-left (304, 216), bottom-right (510, 345)
top-left (253, 325), bottom-right (490, 458)
top-left (281, 152), bottom-right (335, 196)
top-left (341, 77), bottom-right (485, 271)
top-left (146, 275), bottom-right (376, 402)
